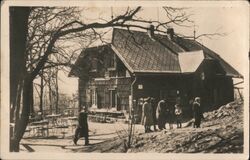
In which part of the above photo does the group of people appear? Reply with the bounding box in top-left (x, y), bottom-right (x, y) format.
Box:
top-left (141, 96), bottom-right (203, 133)
top-left (73, 97), bottom-right (203, 145)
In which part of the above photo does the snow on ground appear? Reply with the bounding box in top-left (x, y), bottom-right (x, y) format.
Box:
top-left (129, 100), bottom-right (244, 153)
top-left (20, 121), bottom-right (143, 152)
top-left (74, 100), bottom-right (244, 153)
top-left (20, 100), bottom-right (244, 153)
top-left (20, 119), bottom-right (184, 152)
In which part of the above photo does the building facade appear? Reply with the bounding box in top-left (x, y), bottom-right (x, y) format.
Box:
top-left (69, 28), bottom-right (242, 116)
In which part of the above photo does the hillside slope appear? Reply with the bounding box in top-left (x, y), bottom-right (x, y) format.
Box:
top-left (128, 100), bottom-right (243, 153)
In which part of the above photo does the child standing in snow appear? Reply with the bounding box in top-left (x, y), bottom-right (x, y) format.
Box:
top-left (175, 104), bottom-right (182, 128)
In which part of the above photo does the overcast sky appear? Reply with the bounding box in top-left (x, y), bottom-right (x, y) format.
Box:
top-left (59, 3), bottom-right (249, 95)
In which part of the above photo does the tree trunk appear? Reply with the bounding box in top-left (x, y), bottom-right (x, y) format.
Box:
top-left (10, 7), bottom-right (29, 123)
top-left (30, 83), bottom-right (34, 115)
top-left (39, 72), bottom-right (44, 118)
top-left (10, 8), bottom-right (26, 115)
top-left (10, 82), bottom-right (23, 123)
top-left (10, 76), bottom-right (32, 152)
top-left (49, 76), bottom-right (53, 115)
top-left (14, 84), bottom-right (23, 123)
top-left (55, 69), bottom-right (59, 114)
top-left (9, 7), bottom-right (30, 152)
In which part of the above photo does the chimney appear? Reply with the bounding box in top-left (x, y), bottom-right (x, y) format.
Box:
top-left (167, 28), bottom-right (174, 40)
top-left (147, 24), bottom-right (155, 39)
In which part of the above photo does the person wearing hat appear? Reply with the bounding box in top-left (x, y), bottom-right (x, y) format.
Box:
top-left (192, 97), bottom-right (203, 128)
top-left (141, 97), bottom-right (154, 133)
top-left (73, 107), bottom-right (89, 145)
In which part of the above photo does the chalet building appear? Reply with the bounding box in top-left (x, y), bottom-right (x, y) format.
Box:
top-left (69, 27), bottom-right (242, 116)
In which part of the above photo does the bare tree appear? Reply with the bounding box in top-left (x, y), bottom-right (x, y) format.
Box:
top-left (10, 7), bottom-right (31, 152)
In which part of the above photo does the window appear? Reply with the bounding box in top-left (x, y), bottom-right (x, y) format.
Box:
top-left (90, 58), bottom-right (98, 72)
top-left (91, 89), bottom-right (97, 108)
top-left (138, 84), bottom-right (143, 90)
top-left (200, 72), bottom-right (205, 80)
top-left (109, 89), bottom-right (117, 108)
top-left (86, 89), bottom-right (91, 103)
top-left (107, 54), bottom-right (116, 70)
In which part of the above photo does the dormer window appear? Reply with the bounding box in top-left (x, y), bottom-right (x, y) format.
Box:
top-left (90, 58), bottom-right (98, 72)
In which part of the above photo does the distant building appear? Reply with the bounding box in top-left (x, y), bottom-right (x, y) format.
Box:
top-left (69, 28), bottom-right (242, 115)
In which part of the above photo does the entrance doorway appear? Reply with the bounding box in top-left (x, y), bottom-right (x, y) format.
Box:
top-left (109, 89), bottom-right (117, 109)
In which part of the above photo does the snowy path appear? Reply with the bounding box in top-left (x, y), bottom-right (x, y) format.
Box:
top-left (20, 120), bottom-right (191, 152)
top-left (20, 121), bottom-right (143, 152)
top-left (19, 101), bottom-right (243, 153)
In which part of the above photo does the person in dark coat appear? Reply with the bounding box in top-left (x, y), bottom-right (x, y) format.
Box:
top-left (166, 103), bottom-right (174, 130)
top-left (192, 97), bottom-right (202, 128)
top-left (156, 99), bottom-right (167, 130)
top-left (73, 108), bottom-right (89, 145)
top-left (141, 97), bottom-right (154, 133)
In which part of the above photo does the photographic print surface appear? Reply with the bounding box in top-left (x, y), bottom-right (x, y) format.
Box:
top-left (1, 1), bottom-right (249, 160)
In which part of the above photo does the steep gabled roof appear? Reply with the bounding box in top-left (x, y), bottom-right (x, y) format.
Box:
top-left (111, 28), bottom-right (181, 73)
top-left (111, 28), bottom-right (242, 77)
top-left (70, 28), bottom-right (242, 78)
